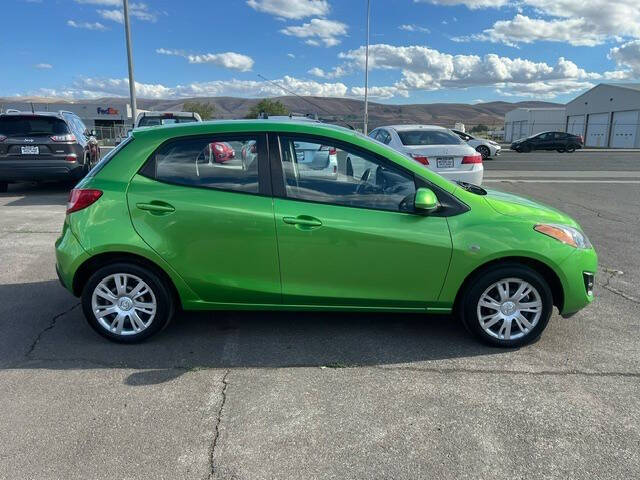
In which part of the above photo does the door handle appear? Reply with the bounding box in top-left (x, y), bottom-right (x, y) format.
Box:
top-left (136, 202), bottom-right (175, 214)
top-left (282, 215), bottom-right (323, 228)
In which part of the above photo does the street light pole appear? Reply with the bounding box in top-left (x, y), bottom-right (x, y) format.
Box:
top-left (363, 0), bottom-right (370, 135)
top-left (123, 0), bottom-right (137, 124)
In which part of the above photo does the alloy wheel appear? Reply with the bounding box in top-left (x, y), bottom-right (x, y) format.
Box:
top-left (476, 277), bottom-right (543, 341)
top-left (91, 273), bottom-right (157, 336)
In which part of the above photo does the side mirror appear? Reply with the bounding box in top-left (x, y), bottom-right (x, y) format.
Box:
top-left (414, 187), bottom-right (439, 213)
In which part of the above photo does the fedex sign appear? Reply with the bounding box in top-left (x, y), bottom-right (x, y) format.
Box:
top-left (96, 107), bottom-right (119, 115)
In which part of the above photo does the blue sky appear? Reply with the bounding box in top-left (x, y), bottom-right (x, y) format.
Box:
top-left (2, 0), bottom-right (640, 104)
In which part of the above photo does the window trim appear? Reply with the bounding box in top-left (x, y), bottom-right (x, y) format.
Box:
top-left (271, 132), bottom-right (420, 215)
top-left (138, 132), bottom-right (272, 197)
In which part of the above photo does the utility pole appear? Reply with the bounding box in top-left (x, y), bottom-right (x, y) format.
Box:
top-left (363, 0), bottom-right (371, 134)
top-left (123, 0), bottom-right (137, 124)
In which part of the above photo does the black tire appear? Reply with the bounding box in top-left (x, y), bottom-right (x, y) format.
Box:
top-left (521, 144), bottom-right (532, 153)
top-left (566, 145), bottom-right (576, 153)
top-left (459, 263), bottom-right (553, 348)
top-left (556, 148), bottom-right (565, 153)
top-left (476, 145), bottom-right (490, 159)
top-left (0, 182), bottom-right (7, 193)
top-left (81, 262), bottom-right (174, 343)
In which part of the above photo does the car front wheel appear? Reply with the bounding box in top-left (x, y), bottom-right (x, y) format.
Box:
top-left (459, 264), bottom-right (553, 347)
top-left (81, 263), bottom-right (174, 343)
top-left (476, 145), bottom-right (491, 159)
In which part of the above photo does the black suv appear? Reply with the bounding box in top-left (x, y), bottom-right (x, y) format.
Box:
top-left (511, 131), bottom-right (583, 153)
top-left (0, 111), bottom-right (100, 192)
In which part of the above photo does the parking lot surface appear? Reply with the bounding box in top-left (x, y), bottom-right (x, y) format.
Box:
top-left (1, 150), bottom-right (639, 479)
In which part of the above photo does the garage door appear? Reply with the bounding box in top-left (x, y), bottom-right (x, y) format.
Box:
top-left (567, 115), bottom-right (585, 137)
top-left (585, 113), bottom-right (609, 147)
top-left (610, 110), bottom-right (639, 148)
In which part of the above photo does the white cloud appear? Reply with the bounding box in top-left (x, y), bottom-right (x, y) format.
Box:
top-left (97, 2), bottom-right (157, 23)
top-left (157, 48), bottom-right (254, 72)
top-left (440, 1), bottom-right (640, 47)
top-left (74, 0), bottom-right (122, 5)
top-left (399, 24), bottom-right (430, 33)
top-left (609, 40), bottom-right (640, 76)
top-left (67, 19), bottom-right (107, 30)
top-left (34, 63), bottom-right (53, 69)
top-left (338, 44), bottom-right (600, 98)
top-left (287, 53), bottom-right (296, 58)
top-left (29, 76), bottom-right (349, 100)
top-left (415, 0), bottom-right (509, 9)
top-left (350, 86), bottom-right (409, 99)
top-left (280, 18), bottom-right (348, 47)
top-left (246, 0), bottom-right (330, 19)
top-left (307, 65), bottom-right (347, 79)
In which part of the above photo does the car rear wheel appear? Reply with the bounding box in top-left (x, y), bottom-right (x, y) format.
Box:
top-left (476, 145), bottom-right (490, 159)
top-left (566, 145), bottom-right (576, 153)
top-left (557, 148), bottom-right (565, 153)
top-left (459, 264), bottom-right (553, 347)
top-left (81, 263), bottom-right (174, 343)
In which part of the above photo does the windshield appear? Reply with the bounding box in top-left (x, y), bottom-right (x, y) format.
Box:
top-left (398, 129), bottom-right (463, 146)
top-left (137, 116), bottom-right (199, 127)
top-left (0, 115), bottom-right (70, 136)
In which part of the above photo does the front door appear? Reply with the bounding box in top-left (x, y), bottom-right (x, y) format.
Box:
top-left (272, 134), bottom-right (452, 309)
top-left (127, 133), bottom-right (281, 305)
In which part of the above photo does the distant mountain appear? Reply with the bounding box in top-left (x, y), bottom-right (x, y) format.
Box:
top-left (1, 95), bottom-right (562, 129)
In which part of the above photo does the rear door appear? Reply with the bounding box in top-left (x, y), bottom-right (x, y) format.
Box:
top-left (127, 132), bottom-right (281, 305)
top-left (271, 133), bottom-right (452, 309)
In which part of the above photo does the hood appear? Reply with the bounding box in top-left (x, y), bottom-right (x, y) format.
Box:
top-left (484, 189), bottom-right (578, 227)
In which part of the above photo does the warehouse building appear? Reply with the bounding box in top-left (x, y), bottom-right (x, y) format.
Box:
top-left (565, 83), bottom-right (640, 148)
top-left (504, 107), bottom-right (566, 142)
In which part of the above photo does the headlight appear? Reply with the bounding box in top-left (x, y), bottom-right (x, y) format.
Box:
top-left (534, 224), bottom-right (592, 249)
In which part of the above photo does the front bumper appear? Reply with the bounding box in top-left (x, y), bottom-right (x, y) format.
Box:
top-left (0, 160), bottom-right (84, 182)
top-left (558, 247), bottom-right (598, 316)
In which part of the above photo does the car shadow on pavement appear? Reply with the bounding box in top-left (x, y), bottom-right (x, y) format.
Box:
top-left (1, 182), bottom-right (71, 207)
top-left (2, 280), bottom-right (504, 384)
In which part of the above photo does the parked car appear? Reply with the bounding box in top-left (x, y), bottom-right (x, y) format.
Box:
top-left (55, 120), bottom-right (597, 347)
top-left (207, 142), bottom-right (235, 163)
top-left (511, 131), bottom-right (583, 153)
top-left (451, 129), bottom-right (501, 159)
top-left (368, 125), bottom-right (483, 185)
top-left (135, 111), bottom-right (202, 128)
top-left (0, 110), bottom-right (100, 191)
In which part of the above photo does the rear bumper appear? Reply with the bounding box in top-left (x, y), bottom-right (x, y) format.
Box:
top-left (438, 165), bottom-right (484, 185)
top-left (0, 160), bottom-right (83, 182)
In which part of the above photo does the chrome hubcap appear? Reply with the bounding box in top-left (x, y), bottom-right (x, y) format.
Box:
top-left (476, 278), bottom-right (543, 341)
top-left (91, 273), bottom-right (157, 336)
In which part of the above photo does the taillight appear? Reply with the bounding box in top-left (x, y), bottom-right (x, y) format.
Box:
top-left (410, 153), bottom-right (429, 165)
top-left (462, 153), bottom-right (482, 164)
top-left (578, 136), bottom-right (584, 144)
top-left (0, 135), bottom-right (6, 142)
top-left (51, 134), bottom-right (76, 142)
top-left (66, 189), bottom-right (102, 214)
top-left (320, 145), bottom-right (337, 155)
top-left (65, 153), bottom-right (78, 162)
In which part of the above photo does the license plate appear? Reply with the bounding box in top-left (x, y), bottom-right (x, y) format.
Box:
top-left (436, 157), bottom-right (454, 168)
top-left (21, 146), bottom-right (39, 155)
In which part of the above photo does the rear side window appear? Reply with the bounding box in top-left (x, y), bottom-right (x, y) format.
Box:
top-left (397, 130), bottom-right (462, 146)
top-left (86, 136), bottom-right (133, 178)
top-left (0, 115), bottom-right (70, 136)
top-left (143, 135), bottom-right (260, 194)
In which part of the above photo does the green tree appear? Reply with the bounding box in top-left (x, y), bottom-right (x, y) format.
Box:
top-left (182, 101), bottom-right (215, 120)
top-left (470, 124), bottom-right (489, 134)
top-left (246, 99), bottom-right (289, 118)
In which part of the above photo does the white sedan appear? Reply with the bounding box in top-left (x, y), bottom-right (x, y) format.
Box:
top-left (369, 125), bottom-right (484, 185)
top-left (451, 129), bottom-right (501, 159)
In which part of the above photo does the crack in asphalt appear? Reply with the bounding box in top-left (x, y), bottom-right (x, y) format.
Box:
top-left (371, 365), bottom-right (640, 378)
top-left (563, 201), bottom-right (631, 224)
top-left (207, 369), bottom-right (230, 480)
top-left (598, 267), bottom-right (640, 305)
top-left (25, 302), bottom-right (81, 357)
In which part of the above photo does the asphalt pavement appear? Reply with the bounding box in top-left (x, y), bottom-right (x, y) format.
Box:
top-left (1, 150), bottom-right (639, 479)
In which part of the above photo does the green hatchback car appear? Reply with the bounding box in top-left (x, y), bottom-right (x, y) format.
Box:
top-left (55, 120), bottom-right (597, 347)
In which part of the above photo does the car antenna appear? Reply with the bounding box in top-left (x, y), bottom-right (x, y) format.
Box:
top-left (30, 102), bottom-right (35, 114)
top-left (257, 74), bottom-right (356, 130)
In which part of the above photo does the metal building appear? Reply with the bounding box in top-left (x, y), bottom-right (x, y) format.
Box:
top-left (504, 108), bottom-right (566, 142)
top-left (565, 83), bottom-right (640, 148)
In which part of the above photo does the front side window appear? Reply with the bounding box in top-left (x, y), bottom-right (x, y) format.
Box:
top-left (146, 135), bottom-right (260, 193)
top-left (279, 136), bottom-right (416, 213)
top-left (397, 129), bottom-right (462, 146)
